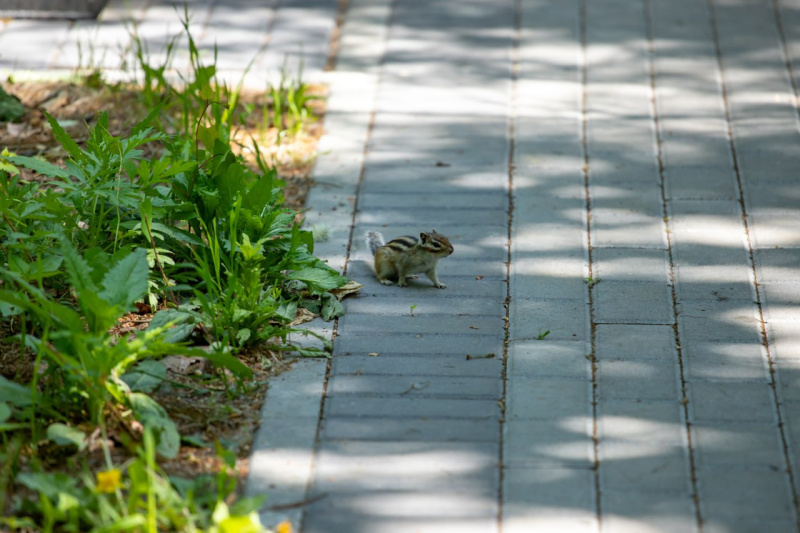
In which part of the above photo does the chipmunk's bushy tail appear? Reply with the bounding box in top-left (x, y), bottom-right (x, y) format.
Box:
top-left (365, 231), bottom-right (385, 256)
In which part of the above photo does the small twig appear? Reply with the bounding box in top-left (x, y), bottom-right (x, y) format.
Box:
top-left (265, 493), bottom-right (327, 511)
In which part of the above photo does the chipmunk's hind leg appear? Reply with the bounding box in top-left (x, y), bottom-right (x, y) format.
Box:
top-left (374, 250), bottom-right (397, 286)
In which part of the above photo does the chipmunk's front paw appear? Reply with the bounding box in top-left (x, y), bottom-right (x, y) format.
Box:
top-left (379, 279), bottom-right (394, 286)
top-left (434, 283), bottom-right (447, 289)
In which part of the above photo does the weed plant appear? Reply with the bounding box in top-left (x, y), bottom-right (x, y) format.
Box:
top-left (0, 8), bottom-right (342, 532)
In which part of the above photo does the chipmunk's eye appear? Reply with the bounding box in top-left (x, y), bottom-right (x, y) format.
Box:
top-left (432, 242), bottom-right (441, 248)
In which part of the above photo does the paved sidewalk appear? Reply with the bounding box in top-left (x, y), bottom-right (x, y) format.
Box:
top-left (269, 0), bottom-right (800, 531)
top-left (5, 0), bottom-right (800, 532)
top-left (0, 0), bottom-right (339, 86)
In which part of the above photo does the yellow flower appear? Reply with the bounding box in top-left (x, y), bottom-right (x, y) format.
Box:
top-left (95, 469), bottom-right (122, 493)
top-left (276, 521), bottom-right (293, 533)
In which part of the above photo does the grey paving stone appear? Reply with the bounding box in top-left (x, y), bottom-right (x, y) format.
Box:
top-left (702, 518), bottom-right (798, 533)
top-left (671, 241), bottom-right (752, 269)
top-left (591, 213), bottom-right (667, 248)
top-left (509, 298), bottom-right (588, 342)
top-left (511, 268), bottom-right (587, 300)
top-left (677, 299), bottom-right (762, 343)
top-left (597, 399), bottom-right (685, 444)
top-left (304, 513), bottom-right (496, 533)
top-left (674, 264), bottom-right (755, 302)
top-left (333, 332), bottom-right (503, 357)
top-left (506, 377), bottom-right (590, 421)
top-left (755, 248), bottom-right (800, 283)
top-left (686, 380), bottom-right (776, 423)
top-left (325, 395), bottom-right (500, 420)
top-left (342, 292), bottom-right (505, 318)
top-left (333, 353), bottom-right (501, 378)
top-left (592, 248), bottom-right (669, 283)
top-left (245, 359), bottom-right (326, 526)
top-left (322, 416), bottom-right (499, 442)
top-left (600, 490), bottom-right (698, 533)
top-left (669, 201), bottom-right (748, 251)
top-left (599, 442), bottom-right (691, 492)
top-left (338, 313), bottom-right (504, 337)
top-left (697, 466), bottom-right (795, 520)
top-left (588, 164), bottom-right (660, 190)
top-left (683, 342), bottom-right (767, 382)
top-left (749, 213), bottom-right (800, 249)
top-left (595, 324), bottom-right (676, 361)
top-left (512, 223), bottom-right (586, 255)
top-left (326, 374), bottom-right (502, 399)
top-left (312, 440), bottom-right (498, 493)
top-left (355, 205), bottom-right (508, 231)
top-left (359, 166), bottom-right (508, 194)
top-left (746, 178), bottom-right (800, 212)
top-left (358, 191), bottom-right (507, 211)
top-left (502, 466), bottom-right (597, 533)
top-left (508, 340), bottom-right (590, 379)
top-left (504, 418), bottom-right (594, 468)
top-left (767, 322), bottom-right (800, 361)
top-left (775, 360), bottom-right (800, 403)
top-left (597, 359), bottom-right (679, 401)
top-left (692, 421), bottom-right (786, 469)
top-left (592, 281), bottom-right (673, 325)
top-left (664, 165), bottom-right (737, 200)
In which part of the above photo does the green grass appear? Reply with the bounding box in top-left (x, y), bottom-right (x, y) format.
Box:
top-left (0, 8), bottom-right (340, 533)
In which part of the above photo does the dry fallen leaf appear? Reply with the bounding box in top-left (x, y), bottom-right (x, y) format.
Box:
top-left (329, 280), bottom-right (363, 301)
top-left (289, 307), bottom-right (318, 326)
top-left (475, 275), bottom-right (484, 280)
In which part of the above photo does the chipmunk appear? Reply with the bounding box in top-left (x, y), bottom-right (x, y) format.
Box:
top-left (365, 229), bottom-right (454, 288)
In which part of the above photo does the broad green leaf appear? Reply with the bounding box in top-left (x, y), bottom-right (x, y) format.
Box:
top-left (99, 248), bottom-right (149, 309)
top-left (46, 423), bottom-right (87, 450)
top-left (236, 328), bottom-right (251, 345)
top-left (129, 392), bottom-right (180, 458)
top-left (241, 173), bottom-right (276, 212)
top-left (147, 309), bottom-right (197, 343)
top-left (321, 292), bottom-right (345, 321)
top-left (76, 288), bottom-right (117, 334)
top-left (16, 472), bottom-right (77, 500)
top-left (7, 155), bottom-right (70, 179)
top-left (287, 267), bottom-right (348, 295)
top-left (0, 402), bottom-right (11, 422)
top-left (0, 375), bottom-right (34, 407)
top-left (121, 360), bottom-right (166, 393)
top-left (275, 300), bottom-right (298, 323)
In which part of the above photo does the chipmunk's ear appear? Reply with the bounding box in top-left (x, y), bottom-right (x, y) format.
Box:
top-left (431, 228), bottom-right (438, 234)
top-left (419, 232), bottom-right (428, 241)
